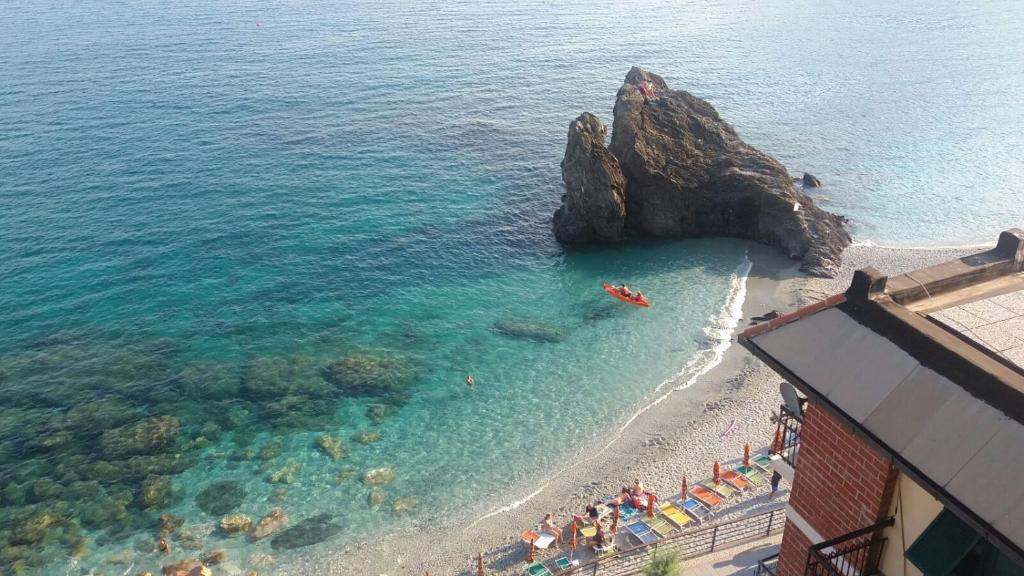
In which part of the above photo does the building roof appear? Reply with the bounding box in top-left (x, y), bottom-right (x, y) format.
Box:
top-left (739, 228), bottom-right (1024, 566)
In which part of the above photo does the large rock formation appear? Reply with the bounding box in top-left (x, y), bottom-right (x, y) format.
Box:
top-left (554, 67), bottom-right (850, 277)
top-left (553, 112), bottom-right (627, 243)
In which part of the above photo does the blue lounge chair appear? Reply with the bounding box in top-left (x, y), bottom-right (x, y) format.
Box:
top-left (625, 520), bottom-right (659, 545)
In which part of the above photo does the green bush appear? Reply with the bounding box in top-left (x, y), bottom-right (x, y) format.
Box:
top-left (643, 550), bottom-right (681, 576)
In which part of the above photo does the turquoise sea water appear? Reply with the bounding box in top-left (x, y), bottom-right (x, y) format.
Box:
top-left (2, 0), bottom-right (1023, 574)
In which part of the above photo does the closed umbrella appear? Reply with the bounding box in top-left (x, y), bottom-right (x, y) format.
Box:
top-left (527, 540), bottom-right (534, 564)
top-left (681, 476), bottom-right (688, 501)
top-left (771, 428), bottom-right (782, 454)
top-left (646, 493), bottom-right (655, 519)
top-left (478, 553), bottom-right (484, 576)
top-left (569, 521), bottom-right (577, 561)
top-left (713, 461), bottom-right (721, 485)
top-left (610, 503), bottom-right (619, 534)
top-left (744, 442), bottom-right (751, 468)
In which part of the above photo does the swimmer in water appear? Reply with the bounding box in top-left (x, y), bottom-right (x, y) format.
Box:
top-left (466, 374), bottom-right (475, 387)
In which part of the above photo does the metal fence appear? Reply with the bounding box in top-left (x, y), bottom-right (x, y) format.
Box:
top-left (776, 405), bottom-right (802, 469)
top-left (559, 505), bottom-right (787, 576)
top-left (805, 518), bottom-right (894, 576)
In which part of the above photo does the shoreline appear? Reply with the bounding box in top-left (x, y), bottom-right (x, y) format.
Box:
top-left (284, 243), bottom-right (978, 576)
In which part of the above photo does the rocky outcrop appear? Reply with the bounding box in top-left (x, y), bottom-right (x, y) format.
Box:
top-left (802, 172), bottom-right (822, 188)
top-left (250, 508), bottom-right (287, 541)
top-left (554, 67), bottom-right (850, 277)
top-left (553, 112), bottom-right (627, 243)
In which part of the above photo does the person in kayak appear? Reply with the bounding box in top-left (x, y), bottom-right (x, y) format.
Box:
top-left (620, 284), bottom-right (633, 297)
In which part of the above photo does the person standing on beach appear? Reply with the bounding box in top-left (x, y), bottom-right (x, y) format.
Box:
top-left (770, 470), bottom-right (782, 496)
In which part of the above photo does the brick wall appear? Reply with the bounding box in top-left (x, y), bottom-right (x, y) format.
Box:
top-left (776, 400), bottom-right (898, 575)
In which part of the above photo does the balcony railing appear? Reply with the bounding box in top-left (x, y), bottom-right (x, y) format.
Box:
top-left (805, 517), bottom-right (895, 576)
top-left (756, 553), bottom-right (779, 575)
top-left (774, 404), bottom-right (802, 469)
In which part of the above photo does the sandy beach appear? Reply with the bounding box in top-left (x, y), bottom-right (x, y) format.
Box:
top-left (286, 242), bottom-right (982, 576)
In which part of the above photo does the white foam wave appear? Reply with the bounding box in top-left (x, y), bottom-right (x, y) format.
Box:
top-left (468, 251), bottom-right (753, 528)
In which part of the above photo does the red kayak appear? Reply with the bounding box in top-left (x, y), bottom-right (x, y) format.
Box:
top-left (602, 283), bottom-right (649, 308)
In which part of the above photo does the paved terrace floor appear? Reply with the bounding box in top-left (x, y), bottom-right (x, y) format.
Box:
top-left (680, 536), bottom-right (780, 576)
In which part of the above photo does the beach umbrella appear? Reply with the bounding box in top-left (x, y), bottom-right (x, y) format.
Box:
top-left (569, 522), bottom-right (577, 561)
top-left (771, 428), bottom-right (782, 454)
top-left (610, 503), bottom-right (619, 534)
top-left (527, 539), bottom-right (534, 564)
top-left (646, 493), bottom-right (655, 519)
top-left (713, 461), bottom-right (721, 485)
top-left (477, 552), bottom-right (484, 576)
top-left (744, 442), bottom-right (751, 468)
top-left (681, 477), bottom-right (688, 500)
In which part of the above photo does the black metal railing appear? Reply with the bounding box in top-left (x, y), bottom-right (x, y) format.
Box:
top-left (756, 553), bottom-right (779, 575)
top-left (805, 518), bottom-right (895, 576)
top-left (775, 404), bottom-right (802, 469)
top-left (555, 505), bottom-right (787, 576)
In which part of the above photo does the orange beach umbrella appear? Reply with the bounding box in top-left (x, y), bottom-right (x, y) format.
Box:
top-left (681, 477), bottom-right (688, 500)
top-left (477, 553), bottom-right (484, 576)
top-left (771, 428), bottom-right (782, 454)
top-left (646, 493), bottom-right (656, 519)
top-left (744, 442), bottom-right (751, 469)
top-left (713, 461), bottom-right (721, 485)
top-left (569, 522), bottom-right (577, 560)
top-left (527, 540), bottom-right (534, 563)
top-left (610, 503), bottom-right (619, 534)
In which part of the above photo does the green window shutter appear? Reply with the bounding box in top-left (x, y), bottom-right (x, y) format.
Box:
top-left (905, 509), bottom-right (981, 576)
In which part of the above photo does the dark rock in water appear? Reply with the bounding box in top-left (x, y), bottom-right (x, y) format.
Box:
top-left (87, 453), bottom-right (195, 483)
top-left (366, 403), bottom-right (396, 425)
top-left (176, 362), bottom-right (241, 401)
top-left (553, 112), bottom-right (627, 243)
top-left (240, 356), bottom-right (333, 401)
top-left (321, 353), bottom-right (415, 397)
top-left (493, 318), bottom-right (568, 343)
top-left (194, 481), bottom-right (246, 516)
top-left (554, 67), bottom-right (850, 277)
top-left (137, 474), bottom-right (171, 509)
top-left (802, 172), bottom-right (822, 188)
top-left (100, 416), bottom-right (181, 459)
top-left (269, 513), bottom-right (342, 550)
top-left (582, 303), bottom-right (621, 323)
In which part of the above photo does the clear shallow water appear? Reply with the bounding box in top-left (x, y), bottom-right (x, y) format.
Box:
top-left (1, 0), bottom-right (1023, 573)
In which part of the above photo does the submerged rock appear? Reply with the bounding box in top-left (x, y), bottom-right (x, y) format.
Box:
top-left (176, 362), bottom-right (241, 401)
top-left (200, 548), bottom-right (227, 565)
top-left (219, 513), bottom-right (252, 535)
top-left (391, 497), bottom-right (417, 513)
top-left (315, 434), bottom-right (346, 461)
top-left (367, 488), bottom-right (387, 508)
top-left (266, 461), bottom-right (302, 485)
top-left (554, 67), bottom-right (851, 277)
top-left (249, 508), bottom-right (287, 541)
top-left (159, 513), bottom-right (184, 536)
top-left (493, 318), bottom-right (568, 343)
top-left (553, 112), bottom-right (627, 243)
top-left (258, 438), bottom-right (283, 461)
top-left (321, 353), bottom-right (416, 397)
top-left (269, 513), bottom-right (342, 550)
top-left (365, 403), bottom-right (396, 425)
top-left (100, 416), bottom-right (181, 459)
top-left (195, 481), bottom-right (246, 516)
top-left (240, 356), bottom-right (332, 400)
top-left (351, 431), bottom-right (380, 444)
top-left (361, 467), bottom-right (395, 487)
top-left (162, 559), bottom-right (202, 576)
top-left (137, 474), bottom-right (171, 509)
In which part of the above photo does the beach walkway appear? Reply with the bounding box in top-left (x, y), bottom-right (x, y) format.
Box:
top-left (680, 535), bottom-right (780, 576)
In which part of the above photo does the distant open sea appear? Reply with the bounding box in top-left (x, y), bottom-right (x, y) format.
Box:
top-left (1, 0), bottom-right (1022, 573)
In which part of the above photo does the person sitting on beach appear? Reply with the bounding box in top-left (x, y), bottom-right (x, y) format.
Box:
top-left (540, 513), bottom-right (562, 545)
top-left (592, 520), bottom-right (606, 550)
top-left (585, 501), bottom-right (601, 524)
top-left (631, 478), bottom-right (645, 496)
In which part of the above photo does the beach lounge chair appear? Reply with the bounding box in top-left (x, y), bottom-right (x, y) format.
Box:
top-left (625, 521), bottom-right (659, 545)
top-left (679, 496), bottom-right (712, 523)
top-left (553, 557), bottom-right (574, 572)
top-left (721, 470), bottom-right (751, 491)
top-left (646, 515), bottom-right (675, 537)
top-left (521, 530), bottom-right (556, 551)
top-left (690, 485), bottom-right (723, 508)
top-left (703, 480), bottom-right (736, 499)
top-left (737, 464), bottom-right (766, 486)
top-left (752, 454), bottom-right (773, 472)
top-left (658, 501), bottom-right (692, 529)
top-left (525, 562), bottom-right (553, 576)
top-left (579, 525), bottom-right (596, 540)
top-left (619, 503), bottom-right (639, 521)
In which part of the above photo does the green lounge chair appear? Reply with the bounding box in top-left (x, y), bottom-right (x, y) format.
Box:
top-left (704, 480), bottom-right (736, 498)
top-left (525, 562), bottom-right (553, 576)
top-left (553, 557), bottom-right (572, 572)
top-left (647, 515), bottom-right (675, 537)
top-left (752, 454), bottom-right (773, 472)
top-left (737, 464), bottom-right (766, 486)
